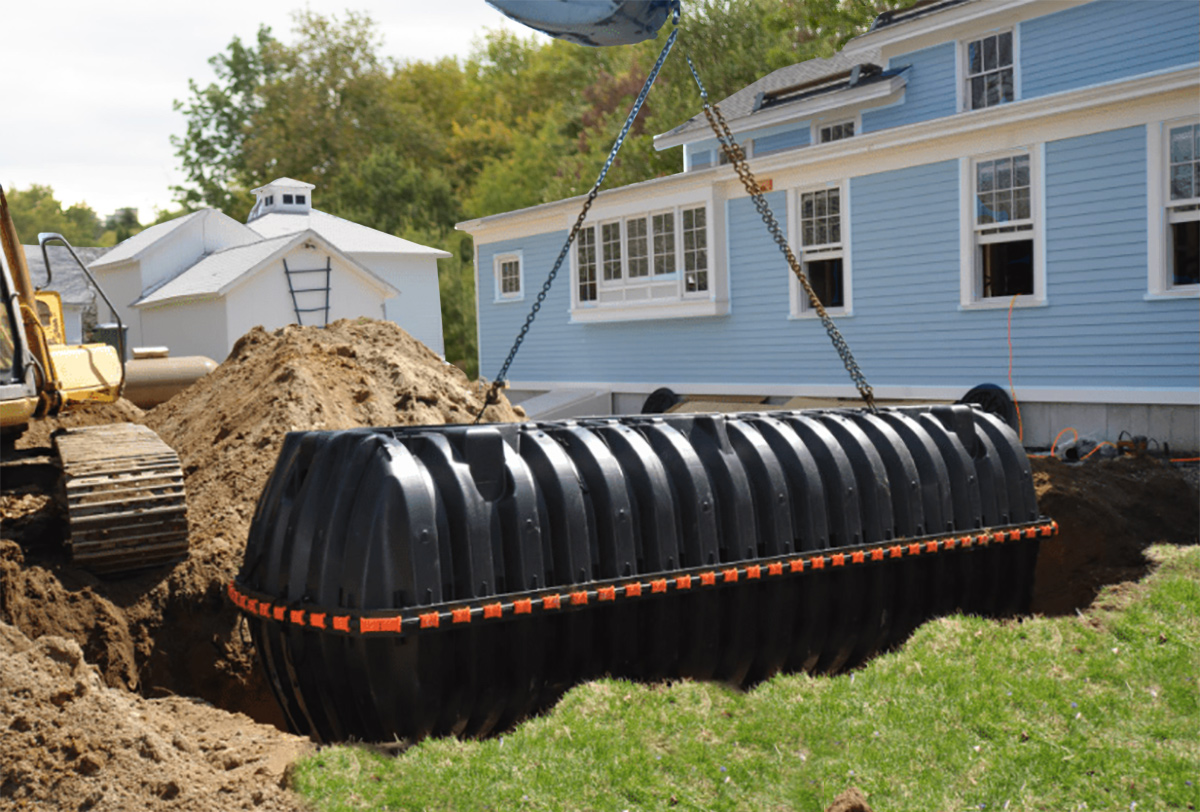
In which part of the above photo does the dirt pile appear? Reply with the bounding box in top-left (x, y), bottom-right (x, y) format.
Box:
top-left (1030, 454), bottom-right (1199, 615)
top-left (0, 621), bottom-right (310, 811)
top-left (2, 319), bottom-right (524, 729)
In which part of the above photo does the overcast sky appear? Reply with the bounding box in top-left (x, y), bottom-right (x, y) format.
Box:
top-left (4, 1), bottom-right (546, 223)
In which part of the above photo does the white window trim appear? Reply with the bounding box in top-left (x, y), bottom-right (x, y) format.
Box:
top-left (492, 250), bottom-right (524, 303)
top-left (958, 145), bottom-right (1047, 310)
top-left (957, 26), bottom-right (1020, 114)
top-left (1146, 117), bottom-right (1200, 299)
top-left (789, 181), bottom-right (852, 319)
top-left (569, 192), bottom-right (726, 322)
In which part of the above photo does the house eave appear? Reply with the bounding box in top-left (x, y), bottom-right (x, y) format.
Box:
top-left (842, 0), bottom-right (1090, 53)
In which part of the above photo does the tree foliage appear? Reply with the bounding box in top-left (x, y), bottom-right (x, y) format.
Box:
top-left (172, 0), bottom-right (919, 376)
top-left (4, 184), bottom-right (115, 247)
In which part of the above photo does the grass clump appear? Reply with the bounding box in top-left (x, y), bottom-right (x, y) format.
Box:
top-left (292, 546), bottom-right (1200, 811)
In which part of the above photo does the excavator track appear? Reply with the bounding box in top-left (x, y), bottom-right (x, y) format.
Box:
top-left (54, 423), bottom-right (188, 574)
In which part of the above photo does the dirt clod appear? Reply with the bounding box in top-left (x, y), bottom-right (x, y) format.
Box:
top-left (826, 786), bottom-right (873, 812)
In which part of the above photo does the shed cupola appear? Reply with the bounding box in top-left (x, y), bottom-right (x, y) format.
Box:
top-left (247, 177), bottom-right (316, 222)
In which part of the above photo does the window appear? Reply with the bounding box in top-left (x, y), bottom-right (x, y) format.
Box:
top-left (577, 228), bottom-right (597, 303)
top-left (965, 31), bottom-right (1014, 110)
top-left (792, 185), bottom-right (848, 316)
top-left (819, 121), bottom-right (855, 143)
top-left (961, 149), bottom-right (1044, 308)
top-left (283, 194), bottom-right (294, 204)
top-left (571, 202), bottom-right (719, 321)
top-left (265, 195), bottom-right (274, 206)
top-left (1167, 122), bottom-right (1199, 288)
top-left (296, 195), bottom-right (306, 205)
top-left (493, 252), bottom-right (523, 301)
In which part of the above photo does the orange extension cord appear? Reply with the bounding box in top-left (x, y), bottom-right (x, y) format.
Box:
top-left (1006, 295), bottom-right (1195, 464)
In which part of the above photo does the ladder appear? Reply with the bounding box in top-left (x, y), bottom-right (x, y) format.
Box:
top-left (283, 257), bottom-right (332, 326)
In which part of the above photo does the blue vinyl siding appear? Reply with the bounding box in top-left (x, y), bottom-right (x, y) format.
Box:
top-left (861, 42), bottom-right (957, 133)
top-left (477, 131), bottom-right (1198, 392)
top-left (755, 126), bottom-right (810, 155)
top-left (1022, 0), bottom-right (1200, 100)
top-left (690, 150), bottom-right (714, 169)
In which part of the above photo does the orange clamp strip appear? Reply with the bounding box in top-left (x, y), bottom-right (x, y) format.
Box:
top-left (889, 546), bottom-right (903, 559)
top-left (290, 609), bottom-right (305, 625)
top-left (908, 543), bottom-right (922, 556)
top-left (700, 571), bottom-right (717, 586)
top-left (851, 551), bottom-right (865, 565)
top-left (926, 541), bottom-right (939, 554)
top-left (273, 606), bottom-right (286, 621)
top-left (651, 579), bottom-right (668, 594)
top-left (361, 616), bottom-right (403, 634)
top-left (723, 568), bottom-right (739, 583)
top-left (598, 586), bottom-right (616, 602)
top-left (333, 616), bottom-right (350, 633)
top-left (831, 554), bottom-right (845, 567)
top-left (483, 603), bottom-right (503, 619)
top-left (767, 562), bottom-right (784, 576)
top-left (543, 594), bottom-right (562, 610)
top-left (514, 598), bottom-right (533, 615)
top-left (790, 558), bottom-right (805, 573)
top-left (420, 612), bottom-right (440, 628)
top-left (746, 565), bottom-right (762, 579)
top-left (452, 607), bottom-right (471, 624)
top-left (625, 582), bottom-right (643, 598)
top-left (309, 613), bottom-right (327, 630)
top-left (676, 575), bottom-right (693, 590)
top-left (870, 548), bottom-right (885, 562)
top-left (810, 556), bottom-right (825, 570)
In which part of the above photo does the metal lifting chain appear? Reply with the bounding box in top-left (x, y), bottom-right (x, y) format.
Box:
top-left (474, 15), bottom-right (681, 423)
top-left (685, 54), bottom-right (877, 412)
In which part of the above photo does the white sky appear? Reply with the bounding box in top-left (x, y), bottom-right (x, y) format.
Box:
top-left (4, 1), bottom-right (546, 223)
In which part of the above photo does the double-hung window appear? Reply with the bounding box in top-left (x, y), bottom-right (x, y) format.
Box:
top-left (573, 202), bottom-right (717, 320)
top-left (965, 31), bottom-right (1014, 111)
top-left (792, 184), bottom-right (849, 317)
top-left (961, 149), bottom-right (1044, 307)
top-left (1166, 121), bottom-right (1200, 288)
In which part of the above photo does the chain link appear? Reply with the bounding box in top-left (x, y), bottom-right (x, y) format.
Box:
top-left (685, 55), bottom-right (877, 412)
top-left (475, 26), bottom-right (680, 423)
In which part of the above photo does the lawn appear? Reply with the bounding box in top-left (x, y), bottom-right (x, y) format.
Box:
top-left (293, 545), bottom-right (1200, 812)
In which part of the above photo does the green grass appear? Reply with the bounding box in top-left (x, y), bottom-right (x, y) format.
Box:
top-left (292, 546), bottom-right (1200, 812)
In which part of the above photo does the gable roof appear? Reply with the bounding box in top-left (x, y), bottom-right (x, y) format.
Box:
top-left (247, 208), bottom-right (452, 257)
top-left (133, 230), bottom-right (398, 307)
top-left (23, 245), bottom-right (111, 306)
top-left (654, 48), bottom-right (883, 146)
top-left (250, 177), bottom-right (315, 192)
top-left (88, 210), bottom-right (206, 268)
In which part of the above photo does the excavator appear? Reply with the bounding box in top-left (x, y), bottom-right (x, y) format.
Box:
top-left (0, 184), bottom-right (188, 575)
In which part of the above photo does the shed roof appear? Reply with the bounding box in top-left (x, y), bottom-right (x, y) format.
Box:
top-left (247, 209), bottom-right (452, 257)
top-left (23, 245), bottom-right (111, 306)
top-left (134, 230), bottom-right (398, 307)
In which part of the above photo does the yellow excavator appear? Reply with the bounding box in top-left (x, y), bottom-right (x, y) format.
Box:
top-left (1, 184), bottom-right (188, 574)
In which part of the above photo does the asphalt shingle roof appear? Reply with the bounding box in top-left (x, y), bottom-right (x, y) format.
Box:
top-left (88, 210), bottom-right (206, 268)
top-left (248, 209), bottom-right (451, 257)
top-left (134, 233), bottom-right (299, 306)
top-left (23, 245), bottom-right (111, 306)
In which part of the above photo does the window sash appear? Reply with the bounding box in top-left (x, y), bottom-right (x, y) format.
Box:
top-left (577, 227), bottom-right (597, 302)
top-left (966, 31), bottom-right (1014, 110)
top-left (601, 222), bottom-right (622, 282)
top-left (682, 206), bottom-right (708, 293)
top-left (627, 217), bottom-right (649, 278)
top-left (652, 212), bottom-right (676, 276)
top-left (800, 188), bottom-right (842, 249)
top-left (499, 260), bottom-right (521, 295)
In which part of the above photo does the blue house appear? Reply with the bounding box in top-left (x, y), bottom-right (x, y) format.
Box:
top-left (458, 0), bottom-right (1199, 451)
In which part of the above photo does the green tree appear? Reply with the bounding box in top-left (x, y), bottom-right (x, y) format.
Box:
top-left (5, 184), bottom-right (103, 246)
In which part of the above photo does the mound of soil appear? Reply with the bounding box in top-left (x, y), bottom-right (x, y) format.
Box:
top-left (0, 621), bottom-right (310, 810)
top-left (2, 319), bottom-right (524, 730)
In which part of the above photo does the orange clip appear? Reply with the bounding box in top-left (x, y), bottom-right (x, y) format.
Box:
top-left (273, 605), bottom-right (286, 622)
top-left (543, 594), bottom-right (562, 610)
top-left (625, 582), bottom-right (643, 598)
top-left (333, 616), bottom-right (350, 633)
top-left (420, 611), bottom-right (440, 628)
top-left (723, 568), bottom-right (739, 583)
top-left (851, 551), bottom-right (865, 565)
top-left (700, 571), bottom-right (717, 586)
top-left (452, 607), bottom-right (472, 624)
top-left (944, 537), bottom-right (959, 550)
top-left (676, 575), bottom-right (693, 590)
top-left (926, 541), bottom-right (939, 554)
top-left (810, 557), bottom-right (825, 570)
top-left (746, 565), bottom-right (762, 579)
top-left (889, 545), bottom-right (903, 559)
top-left (258, 602), bottom-right (272, 618)
top-left (908, 543), bottom-right (922, 557)
top-left (651, 579), bottom-right (668, 594)
top-left (514, 598), bottom-right (533, 615)
top-left (1009, 529), bottom-right (1022, 542)
top-left (309, 613), bottom-right (327, 629)
top-left (483, 603), bottom-right (503, 619)
top-left (1025, 527), bottom-right (1037, 539)
top-left (790, 558), bottom-right (805, 573)
top-left (767, 562), bottom-right (784, 576)
top-left (831, 554), bottom-right (845, 567)
top-left (1050, 520), bottom-right (1059, 535)
top-left (247, 599), bottom-right (259, 615)
top-left (570, 590), bottom-right (589, 606)
top-left (978, 533), bottom-right (990, 546)
top-left (598, 586), bottom-right (616, 602)
top-left (993, 532), bottom-right (1007, 544)
top-left (361, 616), bottom-right (402, 633)
top-left (289, 609), bottom-right (305, 625)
